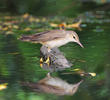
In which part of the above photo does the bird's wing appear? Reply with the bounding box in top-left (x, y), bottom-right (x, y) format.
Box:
top-left (29, 30), bottom-right (66, 42)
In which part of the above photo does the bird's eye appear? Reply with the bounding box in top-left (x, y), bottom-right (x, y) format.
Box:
top-left (73, 36), bottom-right (75, 39)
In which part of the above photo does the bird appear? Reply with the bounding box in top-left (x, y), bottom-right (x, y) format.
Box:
top-left (19, 29), bottom-right (84, 52)
top-left (40, 46), bottom-right (72, 72)
top-left (21, 73), bottom-right (83, 95)
top-left (19, 29), bottom-right (83, 69)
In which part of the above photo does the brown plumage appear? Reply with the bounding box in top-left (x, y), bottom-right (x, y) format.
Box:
top-left (19, 30), bottom-right (67, 43)
top-left (19, 29), bottom-right (84, 49)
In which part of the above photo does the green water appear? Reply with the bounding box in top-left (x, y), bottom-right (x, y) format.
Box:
top-left (0, 11), bottom-right (110, 100)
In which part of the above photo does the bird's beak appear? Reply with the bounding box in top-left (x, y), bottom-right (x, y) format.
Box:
top-left (77, 41), bottom-right (84, 48)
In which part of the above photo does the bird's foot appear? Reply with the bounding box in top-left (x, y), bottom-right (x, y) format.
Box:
top-left (40, 56), bottom-right (50, 68)
top-left (40, 57), bottom-right (43, 68)
top-left (44, 56), bottom-right (50, 67)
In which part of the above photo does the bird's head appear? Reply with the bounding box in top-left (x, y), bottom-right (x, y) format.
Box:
top-left (70, 31), bottom-right (84, 48)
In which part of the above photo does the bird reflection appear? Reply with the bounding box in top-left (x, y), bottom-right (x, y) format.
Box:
top-left (21, 73), bottom-right (83, 95)
top-left (40, 46), bottom-right (72, 72)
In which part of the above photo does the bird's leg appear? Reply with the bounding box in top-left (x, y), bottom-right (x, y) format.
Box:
top-left (44, 47), bottom-right (57, 68)
top-left (39, 47), bottom-right (51, 68)
top-left (40, 56), bottom-right (50, 68)
top-left (47, 47), bottom-right (57, 59)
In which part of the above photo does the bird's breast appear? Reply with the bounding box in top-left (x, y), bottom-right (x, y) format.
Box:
top-left (45, 38), bottom-right (71, 48)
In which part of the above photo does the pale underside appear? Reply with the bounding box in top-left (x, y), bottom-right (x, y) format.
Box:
top-left (44, 37), bottom-right (73, 48)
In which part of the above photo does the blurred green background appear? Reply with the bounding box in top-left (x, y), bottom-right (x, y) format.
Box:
top-left (0, 0), bottom-right (110, 100)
